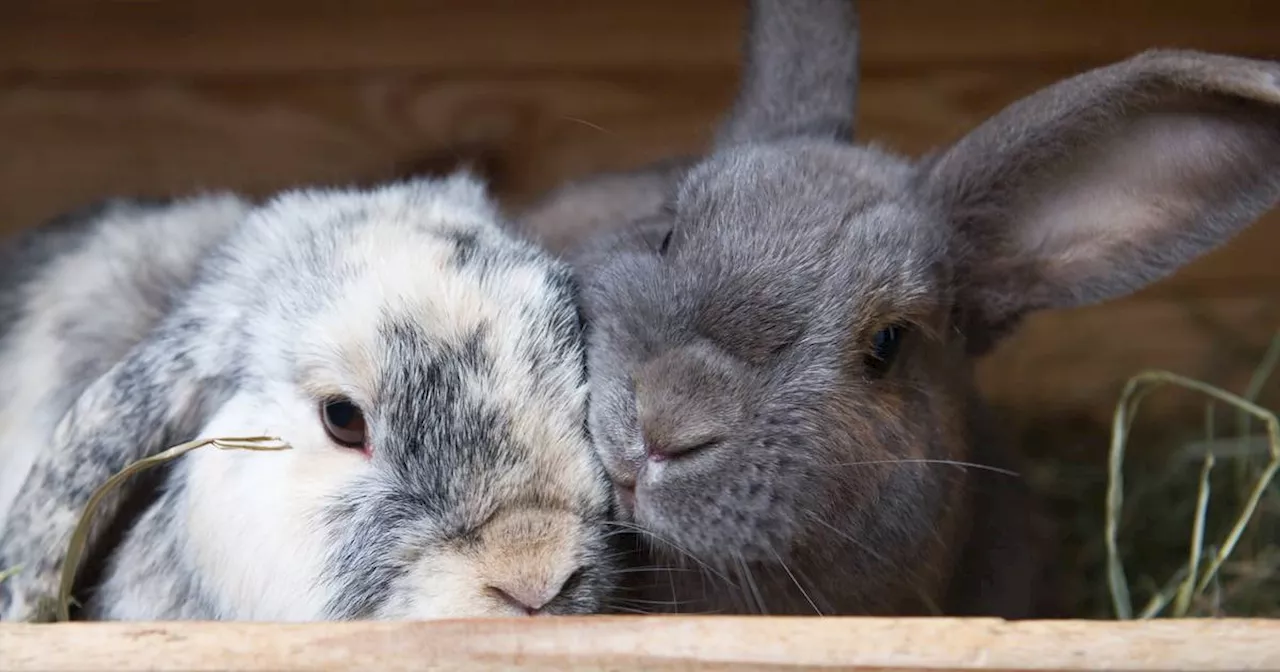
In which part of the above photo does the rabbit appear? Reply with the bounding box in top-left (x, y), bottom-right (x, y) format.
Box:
top-left (512, 0), bottom-right (1280, 617)
top-left (0, 173), bottom-right (618, 621)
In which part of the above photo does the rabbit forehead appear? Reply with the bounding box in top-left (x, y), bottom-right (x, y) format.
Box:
top-left (280, 215), bottom-right (599, 497)
top-left (678, 143), bottom-right (944, 297)
top-left (676, 141), bottom-right (940, 256)
top-left (583, 143), bottom-right (947, 367)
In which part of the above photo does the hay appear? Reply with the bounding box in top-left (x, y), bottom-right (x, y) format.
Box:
top-left (1104, 369), bottom-right (1280, 619)
top-left (50, 436), bottom-right (290, 622)
top-left (1019, 330), bottom-right (1280, 619)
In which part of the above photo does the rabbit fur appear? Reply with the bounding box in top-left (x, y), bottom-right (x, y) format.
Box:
top-left (514, 0), bottom-right (1280, 617)
top-left (0, 174), bottom-right (617, 621)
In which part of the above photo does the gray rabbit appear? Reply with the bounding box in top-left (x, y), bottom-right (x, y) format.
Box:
top-left (515, 0), bottom-right (1280, 616)
top-left (0, 175), bottom-right (617, 620)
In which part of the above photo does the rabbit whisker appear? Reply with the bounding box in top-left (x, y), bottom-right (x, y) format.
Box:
top-left (604, 521), bottom-right (733, 584)
top-left (600, 528), bottom-right (640, 540)
top-left (603, 605), bottom-right (656, 615)
top-left (829, 458), bottom-right (1019, 477)
top-left (766, 544), bottom-right (823, 616)
top-left (735, 552), bottom-right (769, 615)
top-left (805, 513), bottom-right (893, 566)
top-left (611, 597), bottom-right (701, 607)
top-left (610, 566), bottom-right (698, 575)
top-left (791, 562), bottom-right (837, 616)
top-left (560, 116), bottom-right (615, 136)
top-left (806, 512), bottom-right (946, 614)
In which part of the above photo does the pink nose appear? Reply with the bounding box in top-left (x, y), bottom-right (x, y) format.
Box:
top-left (488, 585), bottom-right (545, 615)
top-left (486, 568), bottom-right (579, 616)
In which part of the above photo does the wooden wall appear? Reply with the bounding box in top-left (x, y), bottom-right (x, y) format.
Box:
top-left (4, 0), bottom-right (1280, 437)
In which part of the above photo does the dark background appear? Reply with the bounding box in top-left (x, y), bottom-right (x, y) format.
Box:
top-left (4, 0), bottom-right (1279, 444)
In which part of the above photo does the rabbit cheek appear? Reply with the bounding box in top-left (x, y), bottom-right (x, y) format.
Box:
top-left (182, 395), bottom-right (366, 619)
top-left (379, 551), bottom-right (495, 619)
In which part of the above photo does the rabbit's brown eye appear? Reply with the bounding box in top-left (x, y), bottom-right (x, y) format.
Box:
top-left (865, 324), bottom-right (906, 377)
top-left (321, 399), bottom-right (367, 449)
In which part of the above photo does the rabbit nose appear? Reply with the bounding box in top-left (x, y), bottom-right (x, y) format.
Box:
top-left (486, 570), bottom-right (575, 615)
top-left (633, 345), bottom-right (744, 463)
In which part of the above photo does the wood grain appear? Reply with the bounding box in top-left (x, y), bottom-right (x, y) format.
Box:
top-left (0, 74), bottom-right (726, 231)
top-left (978, 294), bottom-right (1280, 424)
top-left (2, 0), bottom-right (1279, 430)
top-left (2, 617), bottom-right (1279, 671)
top-left (4, 68), bottom-right (1278, 295)
top-left (3, 0), bottom-right (1278, 76)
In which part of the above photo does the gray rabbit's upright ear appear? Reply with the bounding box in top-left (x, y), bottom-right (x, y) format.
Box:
top-left (714, 0), bottom-right (860, 147)
top-left (0, 318), bottom-right (234, 621)
top-left (920, 50), bottom-right (1280, 352)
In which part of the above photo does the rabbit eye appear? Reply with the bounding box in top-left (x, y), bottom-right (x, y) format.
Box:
top-left (865, 324), bottom-right (906, 376)
top-left (657, 227), bottom-right (675, 255)
top-left (633, 216), bottom-right (675, 256)
top-left (321, 398), bottom-right (368, 449)
top-left (639, 223), bottom-right (675, 256)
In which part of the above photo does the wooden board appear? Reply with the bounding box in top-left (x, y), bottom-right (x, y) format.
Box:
top-left (4, 71), bottom-right (1279, 300)
top-left (2, 0), bottom-right (1279, 428)
top-left (3, 0), bottom-right (1279, 76)
top-left (2, 617), bottom-right (1279, 671)
top-left (978, 294), bottom-right (1280, 425)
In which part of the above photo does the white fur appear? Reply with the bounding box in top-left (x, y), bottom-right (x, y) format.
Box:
top-left (0, 195), bottom-right (250, 522)
top-left (0, 175), bottom-right (611, 621)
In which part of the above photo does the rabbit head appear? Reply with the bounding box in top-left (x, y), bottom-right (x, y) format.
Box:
top-left (519, 0), bottom-right (1280, 616)
top-left (0, 174), bottom-right (617, 621)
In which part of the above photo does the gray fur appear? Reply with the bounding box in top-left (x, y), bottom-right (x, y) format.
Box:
top-left (0, 175), bottom-right (616, 621)
top-left (515, 0), bottom-right (1280, 616)
top-left (715, 0), bottom-right (859, 146)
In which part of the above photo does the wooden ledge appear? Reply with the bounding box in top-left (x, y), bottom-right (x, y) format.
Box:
top-left (1, 616), bottom-right (1276, 671)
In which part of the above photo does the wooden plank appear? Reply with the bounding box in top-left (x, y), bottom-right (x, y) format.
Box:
top-left (0, 73), bottom-right (731, 235)
top-left (1, 617), bottom-right (1278, 671)
top-left (3, 68), bottom-right (1278, 297)
top-left (2, 0), bottom-right (1278, 76)
top-left (977, 294), bottom-right (1280, 426)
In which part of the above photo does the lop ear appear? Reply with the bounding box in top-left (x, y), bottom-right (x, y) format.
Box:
top-left (0, 316), bottom-right (234, 621)
top-left (714, 0), bottom-right (860, 147)
top-left (920, 50), bottom-right (1280, 353)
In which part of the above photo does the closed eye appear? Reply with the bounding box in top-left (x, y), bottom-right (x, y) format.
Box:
top-left (657, 227), bottom-right (674, 255)
top-left (632, 213), bottom-right (677, 257)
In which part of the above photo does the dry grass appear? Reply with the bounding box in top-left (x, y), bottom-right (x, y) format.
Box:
top-left (13, 436), bottom-right (291, 622)
top-left (1019, 331), bottom-right (1280, 619)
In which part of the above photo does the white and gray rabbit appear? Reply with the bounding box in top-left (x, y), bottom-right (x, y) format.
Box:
top-left (515, 0), bottom-right (1280, 617)
top-left (0, 173), bottom-right (618, 621)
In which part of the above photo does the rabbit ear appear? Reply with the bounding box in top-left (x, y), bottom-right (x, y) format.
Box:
top-left (514, 161), bottom-right (687, 259)
top-left (0, 318), bottom-right (233, 621)
top-left (919, 50), bottom-right (1280, 352)
top-left (714, 0), bottom-right (860, 147)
